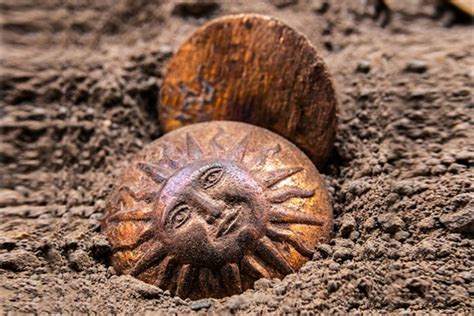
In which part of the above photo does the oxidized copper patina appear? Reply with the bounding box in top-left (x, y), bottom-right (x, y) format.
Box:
top-left (102, 121), bottom-right (332, 299)
top-left (159, 14), bottom-right (338, 169)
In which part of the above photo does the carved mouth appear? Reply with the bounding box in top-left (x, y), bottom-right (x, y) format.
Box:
top-left (216, 208), bottom-right (240, 238)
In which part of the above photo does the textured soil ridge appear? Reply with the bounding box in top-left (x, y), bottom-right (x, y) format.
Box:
top-left (1, 0), bottom-right (473, 314)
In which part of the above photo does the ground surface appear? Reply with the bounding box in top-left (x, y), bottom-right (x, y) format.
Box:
top-left (1, 0), bottom-right (473, 314)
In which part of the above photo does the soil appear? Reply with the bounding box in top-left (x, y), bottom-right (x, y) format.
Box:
top-left (1, 0), bottom-right (473, 314)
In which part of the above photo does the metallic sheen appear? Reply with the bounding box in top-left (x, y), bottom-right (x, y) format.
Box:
top-left (102, 121), bottom-right (332, 299)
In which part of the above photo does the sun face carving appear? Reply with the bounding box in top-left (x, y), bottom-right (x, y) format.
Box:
top-left (102, 121), bottom-right (332, 299)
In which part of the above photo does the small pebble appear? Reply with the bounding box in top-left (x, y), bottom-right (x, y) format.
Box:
top-left (356, 60), bottom-right (371, 73)
top-left (405, 60), bottom-right (428, 73)
top-left (191, 299), bottom-right (211, 311)
top-left (327, 280), bottom-right (340, 293)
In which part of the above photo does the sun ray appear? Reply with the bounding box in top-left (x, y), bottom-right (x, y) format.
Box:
top-left (153, 255), bottom-right (175, 289)
top-left (221, 263), bottom-right (242, 294)
top-left (228, 132), bottom-right (251, 162)
top-left (119, 186), bottom-right (161, 204)
top-left (175, 264), bottom-right (196, 298)
top-left (129, 242), bottom-right (167, 277)
top-left (157, 144), bottom-right (179, 170)
top-left (198, 268), bottom-right (219, 297)
top-left (241, 255), bottom-right (271, 279)
top-left (268, 208), bottom-right (324, 226)
top-left (137, 162), bottom-right (168, 185)
top-left (104, 209), bottom-right (154, 224)
top-left (255, 236), bottom-right (294, 275)
top-left (251, 143), bottom-right (281, 171)
top-left (110, 229), bottom-right (156, 253)
top-left (267, 186), bottom-right (315, 203)
top-left (262, 167), bottom-right (303, 188)
top-left (186, 132), bottom-right (204, 160)
top-left (266, 226), bottom-right (314, 258)
top-left (210, 127), bottom-right (225, 154)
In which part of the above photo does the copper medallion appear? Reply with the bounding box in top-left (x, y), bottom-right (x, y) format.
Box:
top-left (102, 121), bottom-right (332, 299)
top-left (159, 14), bottom-right (338, 168)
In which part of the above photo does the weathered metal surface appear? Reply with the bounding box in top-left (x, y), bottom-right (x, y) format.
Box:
top-left (159, 14), bottom-right (338, 169)
top-left (102, 121), bottom-right (332, 299)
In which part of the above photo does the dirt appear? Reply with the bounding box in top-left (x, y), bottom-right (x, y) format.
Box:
top-left (1, 0), bottom-right (473, 314)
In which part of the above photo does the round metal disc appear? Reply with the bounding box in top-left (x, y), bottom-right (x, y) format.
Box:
top-left (159, 14), bottom-right (338, 168)
top-left (103, 121), bottom-right (332, 299)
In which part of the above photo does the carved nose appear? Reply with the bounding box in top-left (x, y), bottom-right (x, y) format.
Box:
top-left (191, 190), bottom-right (224, 218)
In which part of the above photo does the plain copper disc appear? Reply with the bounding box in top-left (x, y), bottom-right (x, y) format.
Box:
top-left (159, 14), bottom-right (337, 168)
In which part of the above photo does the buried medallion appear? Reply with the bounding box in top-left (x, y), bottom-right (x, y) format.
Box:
top-left (102, 121), bottom-right (332, 299)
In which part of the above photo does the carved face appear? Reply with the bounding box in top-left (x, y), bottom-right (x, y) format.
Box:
top-left (157, 160), bottom-right (267, 266)
top-left (103, 122), bottom-right (332, 300)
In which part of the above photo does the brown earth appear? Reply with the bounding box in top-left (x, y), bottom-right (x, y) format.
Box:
top-left (1, 0), bottom-right (473, 314)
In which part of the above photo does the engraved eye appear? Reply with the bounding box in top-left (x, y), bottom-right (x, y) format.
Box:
top-left (200, 166), bottom-right (224, 189)
top-left (226, 195), bottom-right (245, 205)
top-left (169, 205), bottom-right (190, 229)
